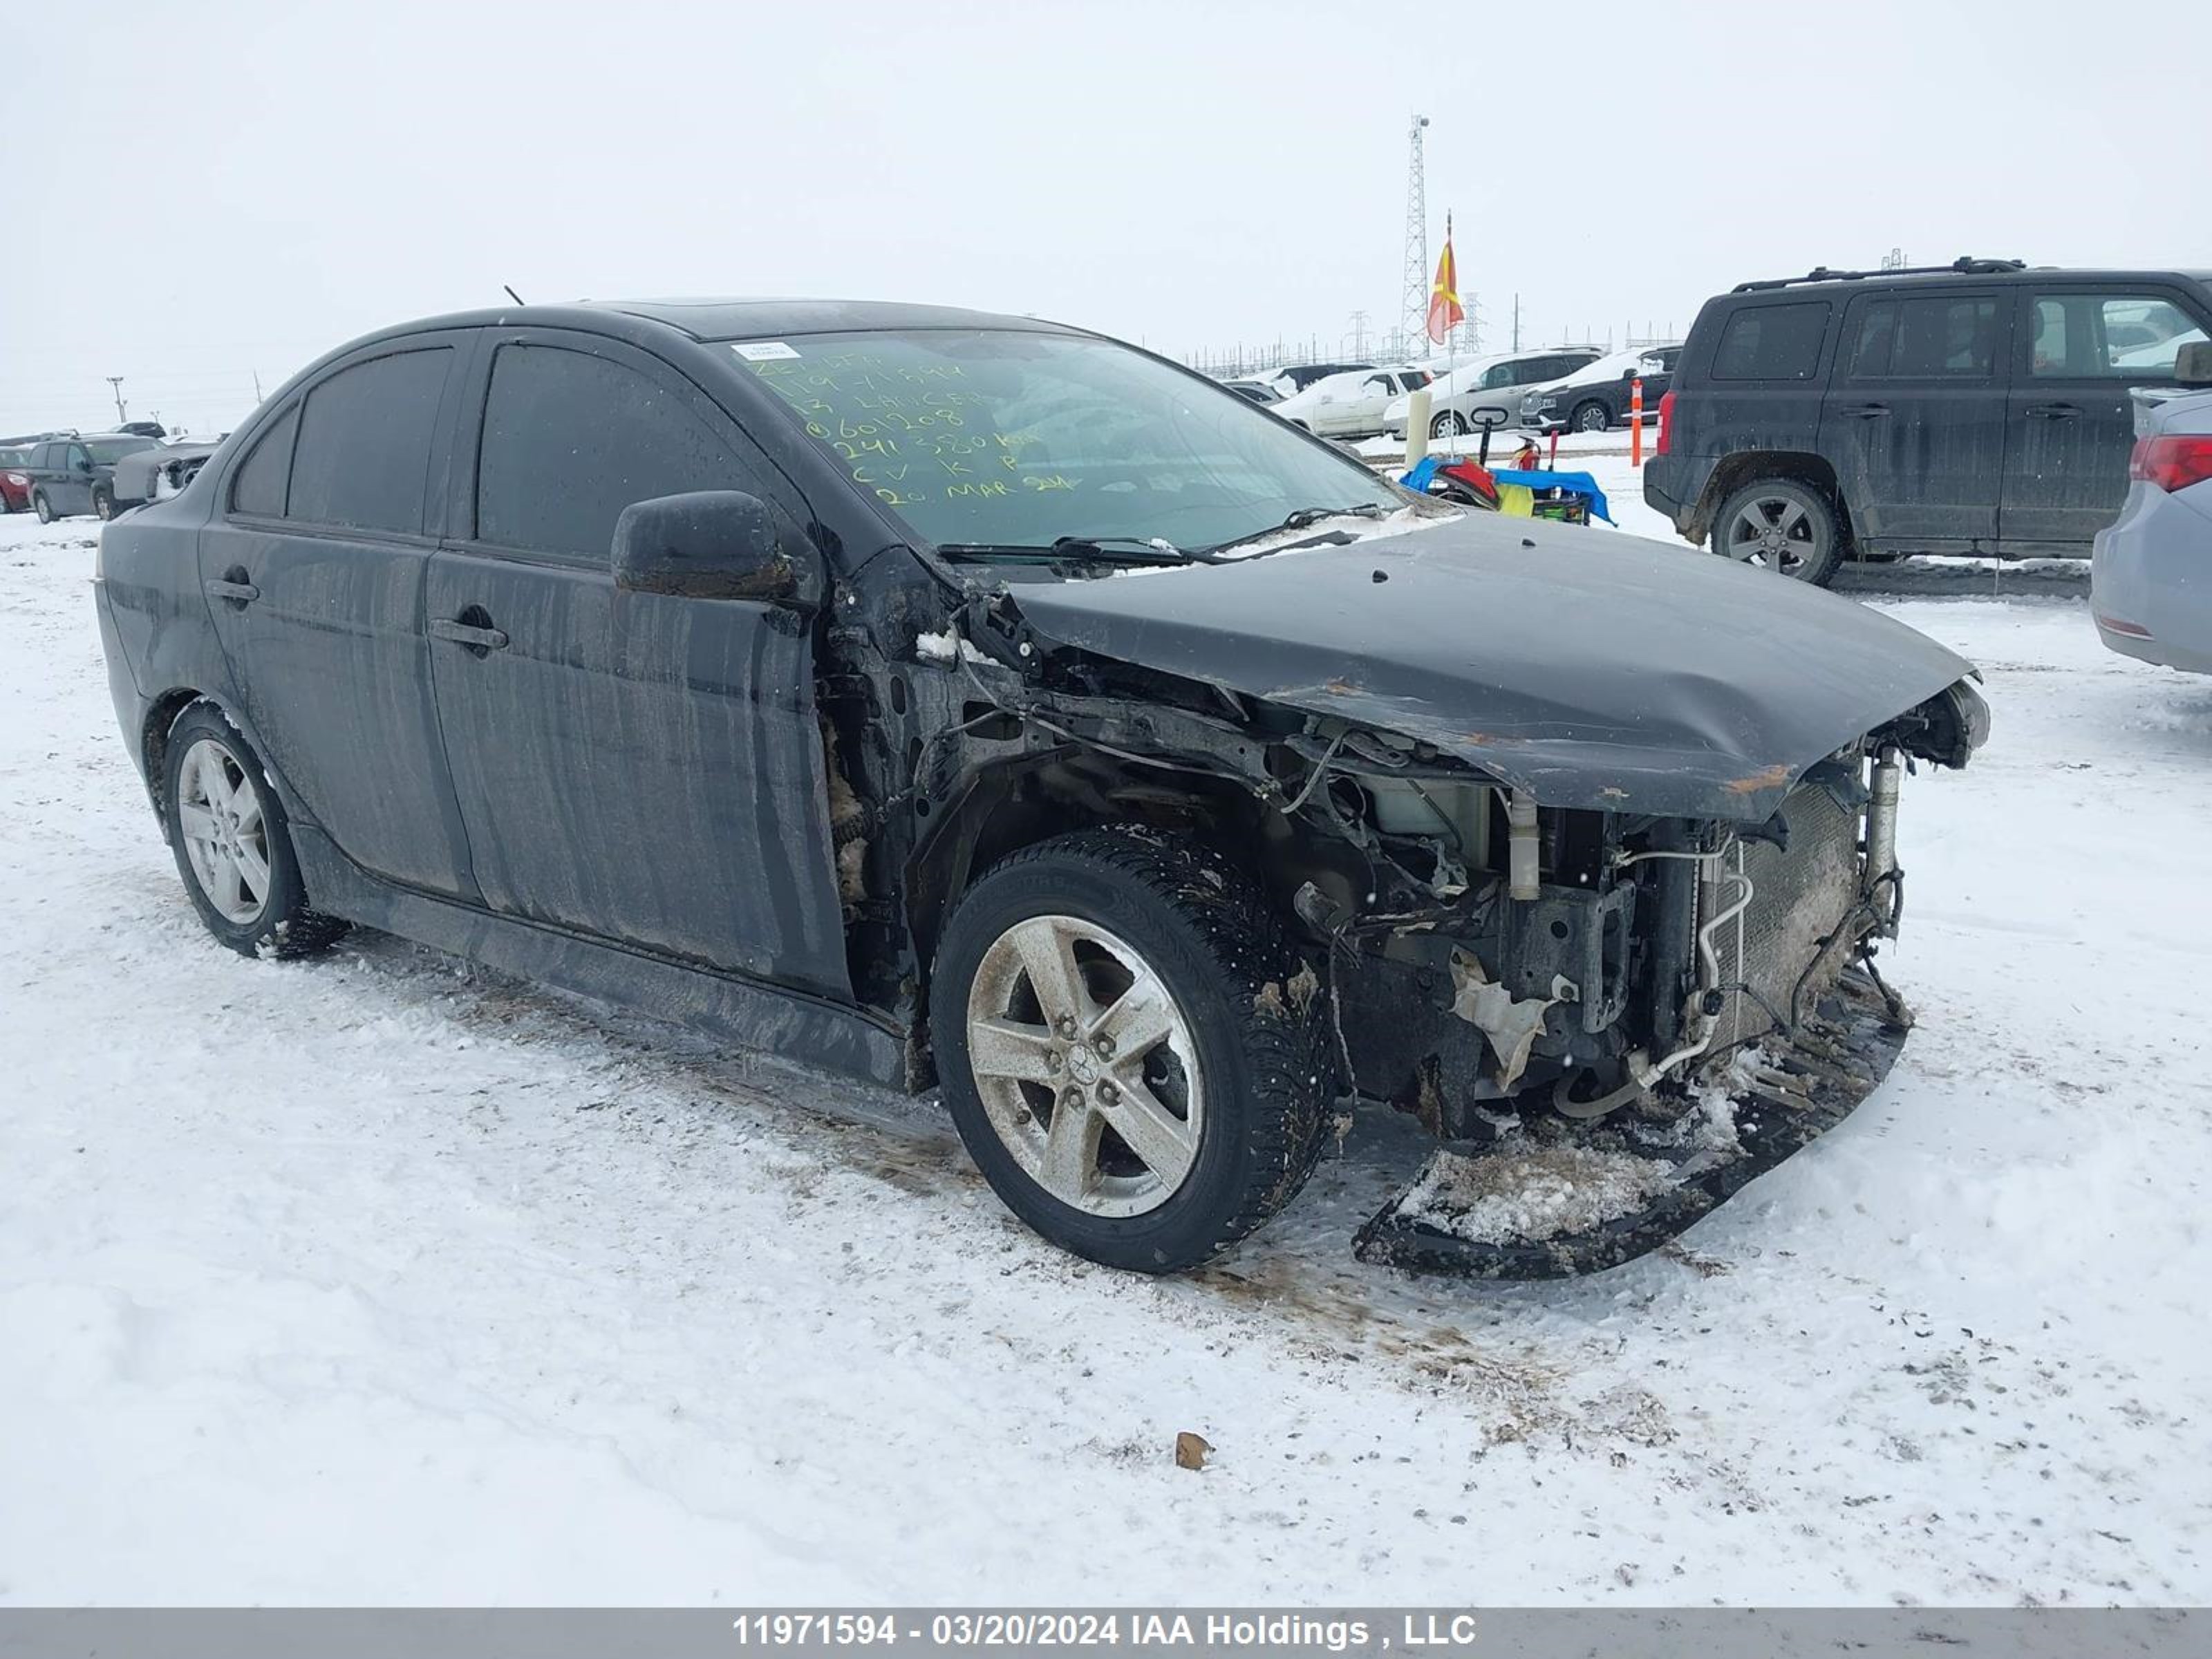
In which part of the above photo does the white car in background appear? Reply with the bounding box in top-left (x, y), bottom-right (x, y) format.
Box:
top-left (1383, 346), bottom-right (1602, 439)
top-left (1271, 366), bottom-right (1434, 438)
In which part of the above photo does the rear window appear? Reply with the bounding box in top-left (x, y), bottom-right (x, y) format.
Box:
top-left (1710, 301), bottom-right (1832, 381)
top-left (285, 348), bottom-right (452, 535)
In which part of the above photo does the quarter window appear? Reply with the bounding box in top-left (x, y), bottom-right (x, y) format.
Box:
top-left (474, 344), bottom-right (743, 560)
top-left (1710, 301), bottom-right (1832, 381)
top-left (286, 348), bottom-right (453, 535)
top-left (229, 406), bottom-right (298, 517)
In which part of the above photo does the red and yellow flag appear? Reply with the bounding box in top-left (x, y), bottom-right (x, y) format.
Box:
top-left (1427, 216), bottom-right (1464, 344)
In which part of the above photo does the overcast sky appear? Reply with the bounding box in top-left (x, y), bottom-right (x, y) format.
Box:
top-left (4, 0), bottom-right (2205, 436)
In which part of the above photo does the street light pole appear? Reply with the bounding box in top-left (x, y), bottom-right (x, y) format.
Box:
top-left (106, 377), bottom-right (127, 424)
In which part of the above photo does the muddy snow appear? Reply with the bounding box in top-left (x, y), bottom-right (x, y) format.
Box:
top-left (5, 498), bottom-right (2211, 1606)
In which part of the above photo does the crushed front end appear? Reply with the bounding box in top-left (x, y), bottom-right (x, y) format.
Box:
top-left (1325, 684), bottom-right (1988, 1276)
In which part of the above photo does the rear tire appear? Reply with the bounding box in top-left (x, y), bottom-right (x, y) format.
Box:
top-left (1430, 410), bottom-right (1468, 438)
top-left (32, 490), bottom-right (55, 524)
top-left (933, 826), bottom-right (1333, 1273)
top-left (1712, 478), bottom-right (1844, 585)
top-left (161, 702), bottom-right (349, 959)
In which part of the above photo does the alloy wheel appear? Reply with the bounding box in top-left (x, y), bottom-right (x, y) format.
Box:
top-left (964, 914), bottom-right (1204, 1218)
top-left (1725, 493), bottom-right (1823, 579)
top-left (176, 737), bottom-right (270, 924)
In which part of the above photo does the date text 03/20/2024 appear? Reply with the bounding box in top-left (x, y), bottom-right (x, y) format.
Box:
top-left (729, 1612), bottom-right (1484, 1649)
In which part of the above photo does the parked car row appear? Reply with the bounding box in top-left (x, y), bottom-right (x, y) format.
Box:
top-left (1384, 347), bottom-right (1602, 440)
top-left (5, 433), bottom-right (156, 521)
top-left (0, 429), bottom-right (228, 521)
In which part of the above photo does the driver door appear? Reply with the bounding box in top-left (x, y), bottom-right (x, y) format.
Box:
top-left (426, 330), bottom-right (852, 999)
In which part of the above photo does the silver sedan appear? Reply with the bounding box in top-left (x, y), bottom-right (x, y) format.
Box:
top-left (2093, 346), bottom-right (2212, 675)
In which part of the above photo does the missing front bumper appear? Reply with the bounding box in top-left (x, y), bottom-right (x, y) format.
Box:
top-left (1352, 964), bottom-right (1910, 1279)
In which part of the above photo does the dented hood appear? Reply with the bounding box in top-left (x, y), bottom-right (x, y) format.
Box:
top-left (1008, 513), bottom-right (1976, 819)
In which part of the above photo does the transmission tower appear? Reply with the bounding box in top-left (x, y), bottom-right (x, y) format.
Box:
top-left (1398, 114), bottom-right (1430, 357)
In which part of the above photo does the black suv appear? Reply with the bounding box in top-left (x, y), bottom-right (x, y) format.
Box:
top-left (1645, 259), bottom-right (2212, 583)
top-left (22, 432), bottom-right (158, 522)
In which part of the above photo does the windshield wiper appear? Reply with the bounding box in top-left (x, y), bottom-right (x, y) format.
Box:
top-left (936, 536), bottom-right (1203, 566)
top-left (1051, 534), bottom-right (1197, 563)
top-left (1201, 503), bottom-right (1389, 558)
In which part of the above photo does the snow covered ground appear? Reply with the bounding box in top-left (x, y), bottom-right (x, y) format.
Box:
top-left (5, 500), bottom-right (2211, 1607)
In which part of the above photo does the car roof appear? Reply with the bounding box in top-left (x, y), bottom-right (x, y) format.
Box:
top-left (581, 297), bottom-right (1078, 339)
top-left (1724, 266), bottom-right (2212, 301)
top-left (317, 297), bottom-right (1089, 364)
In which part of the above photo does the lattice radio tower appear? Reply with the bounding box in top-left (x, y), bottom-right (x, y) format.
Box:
top-left (1397, 114), bottom-right (1430, 358)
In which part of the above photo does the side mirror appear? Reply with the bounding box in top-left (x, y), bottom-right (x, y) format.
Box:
top-left (611, 491), bottom-right (818, 606)
top-left (2177, 340), bottom-right (2212, 386)
top-left (74, 456), bottom-right (94, 474)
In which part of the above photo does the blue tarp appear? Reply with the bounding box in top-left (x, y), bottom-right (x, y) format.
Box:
top-left (1488, 468), bottom-right (1613, 525)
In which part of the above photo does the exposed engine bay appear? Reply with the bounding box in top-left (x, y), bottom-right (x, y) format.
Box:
top-left (827, 534), bottom-right (1989, 1277)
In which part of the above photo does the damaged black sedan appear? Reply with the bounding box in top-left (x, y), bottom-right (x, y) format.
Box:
top-left (93, 299), bottom-right (1987, 1277)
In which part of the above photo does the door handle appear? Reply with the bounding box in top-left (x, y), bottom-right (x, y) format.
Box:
top-left (205, 577), bottom-right (259, 606)
top-left (431, 617), bottom-right (509, 651)
top-left (1839, 403), bottom-right (1891, 419)
top-left (2025, 402), bottom-right (2080, 419)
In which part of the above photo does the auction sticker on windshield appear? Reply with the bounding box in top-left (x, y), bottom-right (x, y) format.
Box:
top-left (731, 340), bottom-right (802, 361)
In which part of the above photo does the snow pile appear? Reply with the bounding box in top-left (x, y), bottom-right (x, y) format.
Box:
top-left (1392, 1144), bottom-right (1676, 1246)
top-left (10, 503), bottom-right (2212, 1606)
top-left (912, 626), bottom-right (987, 665)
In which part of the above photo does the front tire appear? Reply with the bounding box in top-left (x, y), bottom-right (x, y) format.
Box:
top-left (162, 703), bottom-right (348, 959)
top-left (1430, 410), bottom-right (1468, 438)
top-left (933, 827), bottom-right (1333, 1273)
top-left (1570, 400), bottom-right (1610, 433)
top-left (92, 485), bottom-right (114, 521)
top-left (1712, 478), bottom-right (1844, 585)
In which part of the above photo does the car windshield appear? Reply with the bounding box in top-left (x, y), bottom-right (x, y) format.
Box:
top-left (86, 438), bottom-right (151, 464)
top-left (729, 329), bottom-right (1400, 556)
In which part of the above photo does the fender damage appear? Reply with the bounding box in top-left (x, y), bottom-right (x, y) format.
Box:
top-left (884, 511), bottom-right (1987, 1277)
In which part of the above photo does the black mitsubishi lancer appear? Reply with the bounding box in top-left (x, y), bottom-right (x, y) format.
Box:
top-left (93, 297), bottom-right (1987, 1279)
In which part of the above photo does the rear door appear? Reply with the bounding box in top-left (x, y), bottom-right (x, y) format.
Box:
top-left (425, 330), bottom-right (851, 997)
top-left (1340, 371), bottom-right (1398, 433)
top-left (57, 442), bottom-right (96, 514)
top-left (2003, 284), bottom-right (2212, 550)
top-left (1821, 287), bottom-right (2010, 550)
top-left (198, 336), bottom-right (480, 898)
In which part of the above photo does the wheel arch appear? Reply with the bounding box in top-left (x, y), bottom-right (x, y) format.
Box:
top-left (900, 747), bottom-right (1295, 1042)
top-left (140, 686), bottom-right (212, 832)
top-left (1688, 451), bottom-right (1855, 552)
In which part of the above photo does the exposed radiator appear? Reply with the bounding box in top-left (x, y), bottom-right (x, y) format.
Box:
top-left (1710, 782), bottom-right (1867, 1048)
